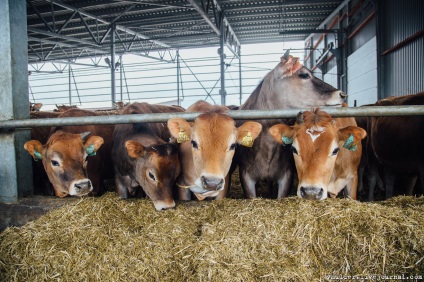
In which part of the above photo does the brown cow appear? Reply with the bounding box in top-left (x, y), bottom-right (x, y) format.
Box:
top-left (167, 100), bottom-right (262, 201)
top-left (367, 92), bottom-right (424, 199)
top-left (236, 51), bottom-right (347, 199)
top-left (54, 104), bottom-right (78, 112)
top-left (30, 102), bottom-right (43, 111)
top-left (24, 109), bottom-right (114, 197)
top-left (269, 109), bottom-right (366, 200)
top-left (29, 110), bottom-right (61, 195)
top-left (112, 102), bottom-right (183, 210)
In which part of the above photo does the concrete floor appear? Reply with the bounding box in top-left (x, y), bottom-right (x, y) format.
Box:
top-left (0, 196), bottom-right (77, 232)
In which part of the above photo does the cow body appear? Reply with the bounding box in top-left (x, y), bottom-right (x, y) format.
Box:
top-left (168, 100), bottom-right (262, 201)
top-left (112, 102), bottom-right (182, 210)
top-left (368, 92), bottom-right (424, 199)
top-left (236, 52), bottom-right (347, 199)
top-left (269, 109), bottom-right (366, 200)
top-left (25, 109), bottom-right (114, 197)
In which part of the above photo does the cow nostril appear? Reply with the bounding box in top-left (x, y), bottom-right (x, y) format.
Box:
top-left (300, 187), bottom-right (306, 198)
top-left (317, 188), bottom-right (324, 199)
top-left (339, 92), bottom-right (348, 99)
top-left (75, 181), bottom-right (91, 190)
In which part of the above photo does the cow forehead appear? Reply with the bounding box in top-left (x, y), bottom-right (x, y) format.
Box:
top-left (295, 124), bottom-right (337, 148)
top-left (194, 114), bottom-right (236, 141)
top-left (47, 134), bottom-right (85, 158)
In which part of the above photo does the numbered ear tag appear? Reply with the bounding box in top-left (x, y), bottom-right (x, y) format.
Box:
top-left (241, 131), bottom-right (254, 147)
top-left (343, 134), bottom-right (356, 151)
top-left (281, 135), bottom-right (293, 146)
top-left (177, 129), bottom-right (190, 143)
top-left (34, 151), bottom-right (43, 161)
top-left (86, 144), bottom-right (96, 156)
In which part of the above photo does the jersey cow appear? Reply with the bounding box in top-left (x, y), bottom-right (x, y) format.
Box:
top-left (112, 102), bottom-right (183, 211)
top-left (269, 109), bottom-right (366, 200)
top-left (167, 100), bottom-right (262, 201)
top-left (367, 92), bottom-right (424, 199)
top-left (236, 51), bottom-right (347, 199)
top-left (24, 109), bottom-right (114, 197)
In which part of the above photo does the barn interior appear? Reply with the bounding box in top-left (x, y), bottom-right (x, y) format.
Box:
top-left (0, 0), bottom-right (424, 279)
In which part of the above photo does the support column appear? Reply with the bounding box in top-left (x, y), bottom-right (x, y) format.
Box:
top-left (119, 55), bottom-right (123, 102)
top-left (238, 46), bottom-right (242, 106)
top-left (68, 64), bottom-right (72, 105)
top-left (110, 23), bottom-right (116, 107)
top-left (176, 50), bottom-right (180, 106)
top-left (219, 23), bottom-right (226, 106)
top-left (0, 0), bottom-right (33, 202)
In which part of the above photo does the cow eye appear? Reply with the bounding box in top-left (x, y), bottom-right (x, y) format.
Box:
top-left (191, 140), bottom-right (198, 149)
top-left (148, 172), bottom-right (156, 181)
top-left (229, 143), bottom-right (236, 151)
top-left (332, 148), bottom-right (340, 156)
top-left (298, 73), bottom-right (310, 79)
top-left (290, 146), bottom-right (298, 155)
top-left (51, 160), bottom-right (60, 167)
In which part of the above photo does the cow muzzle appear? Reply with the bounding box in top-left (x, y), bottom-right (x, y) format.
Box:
top-left (153, 200), bottom-right (176, 211)
top-left (299, 186), bottom-right (325, 201)
top-left (69, 179), bottom-right (93, 196)
top-left (201, 176), bottom-right (224, 191)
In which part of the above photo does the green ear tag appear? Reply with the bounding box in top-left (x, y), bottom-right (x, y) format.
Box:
top-left (86, 144), bottom-right (96, 156)
top-left (282, 135), bottom-right (293, 146)
top-left (343, 134), bottom-right (356, 151)
top-left (34, 151), bottom-right (43, 160)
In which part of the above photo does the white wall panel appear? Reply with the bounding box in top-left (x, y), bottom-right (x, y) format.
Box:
top-left (347, 37), bottom-right (378, 106)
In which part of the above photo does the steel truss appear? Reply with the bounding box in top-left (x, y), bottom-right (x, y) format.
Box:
top-left (27, 0), bottom-right (176, 64)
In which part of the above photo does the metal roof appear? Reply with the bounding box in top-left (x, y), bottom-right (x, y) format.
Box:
top-left (27, 0), bottom-right (343, 63)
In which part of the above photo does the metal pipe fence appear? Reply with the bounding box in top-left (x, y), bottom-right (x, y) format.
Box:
top-left (2, 106), bottom-right (423, 130)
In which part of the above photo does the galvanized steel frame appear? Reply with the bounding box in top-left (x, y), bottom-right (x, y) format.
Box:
top-left (1, 106), bottom-right (423, 130)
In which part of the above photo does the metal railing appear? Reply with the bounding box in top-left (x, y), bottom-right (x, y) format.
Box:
top-left (1, 106), bottom-right (423, 130)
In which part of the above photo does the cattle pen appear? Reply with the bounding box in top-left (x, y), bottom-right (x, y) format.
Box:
top-left (2, 0), bottom-right (424, 280)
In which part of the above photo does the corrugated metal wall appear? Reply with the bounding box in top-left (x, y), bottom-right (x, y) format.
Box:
top-left (380, 0), bottom-right (424, 97)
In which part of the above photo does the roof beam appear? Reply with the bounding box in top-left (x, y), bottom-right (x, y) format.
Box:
top-left (28, 27), bottom-right (101, 47)
top-left (28, 36), bottom-right (109, 54)
top-left (186, 0), bottom-right (240, 54)
top-left (50, 0), bottom-right (170, 48)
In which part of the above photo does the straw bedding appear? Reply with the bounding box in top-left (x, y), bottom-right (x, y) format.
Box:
top-left (1, 192), bottom-right (423, 281)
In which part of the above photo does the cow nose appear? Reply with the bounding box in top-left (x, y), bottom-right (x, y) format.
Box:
top-left (74, 180), bottom-right (92, 191)
top-left (339, 91), bottom-right (348, 99)
top-left (300, 187), bottom-right (324, 200)
top-left (201, 176), bottom-right (224, 191)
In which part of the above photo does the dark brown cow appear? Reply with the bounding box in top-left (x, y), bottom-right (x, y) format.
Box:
top-left (167, 100), bottom-right (262, 201)
top-left (236, 51), bottom-right (347, 199)
top-left (367, 92), bottom-right (424, 199)
top-left (24, 109), bottom-right (114, 197)
top-left (112, 102), bottom-right (183, 210)
top-left (269, 109), bottom-right (366, 200)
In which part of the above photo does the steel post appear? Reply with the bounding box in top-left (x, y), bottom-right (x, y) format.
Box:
top-left (111, 23), bottom-right (116, 107)
top-left (0, 0), bottom-right (33, 203)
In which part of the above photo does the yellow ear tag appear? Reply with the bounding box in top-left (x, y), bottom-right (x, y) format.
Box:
top-left (177, 129), bottom-right (190, 143)
top-left (241, 131), bottom-right (254, 147)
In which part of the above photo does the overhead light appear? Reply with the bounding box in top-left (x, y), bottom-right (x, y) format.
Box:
top-left (279, 29), bottom-right (341, 35)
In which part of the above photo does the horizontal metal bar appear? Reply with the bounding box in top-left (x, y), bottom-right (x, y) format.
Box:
top-left (1, 106), bottom-right (423, 130)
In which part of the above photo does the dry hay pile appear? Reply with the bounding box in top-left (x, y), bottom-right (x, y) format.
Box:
top-left (1, 194), bottom-right (423, 281)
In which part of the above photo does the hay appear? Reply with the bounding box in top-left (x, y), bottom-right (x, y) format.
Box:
top-left (1, 194), bottom-right (423, 281)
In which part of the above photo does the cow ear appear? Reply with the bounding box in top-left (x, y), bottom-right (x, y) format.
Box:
top-left (167, 118), bottom-right (192, 143)
top-left (280, 55), bottom-right (302, 76)
top-left (84, 136), bottom-right (104, 156)
top-left (269, 124), bottom-right (294, 145)
top-left (236, 121), bottom-right (262, 147)
top-left (125, 140), bottom-right (145, 158)
top-left (24, 140), bottom-right (44, 160)
top-left (338, 126), bottom-right (367, 151)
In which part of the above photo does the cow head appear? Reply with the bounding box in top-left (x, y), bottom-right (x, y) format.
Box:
top-left (269, 110), bottom-right (366, 200)
top-left (125, 141), bottom-right (180, 210)
top-left (168, 112), bottom-right (262, 199)
top-left (260, 51), bottom-right (347, 108)
top-left (24, 131), bottom-right (103, 197)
